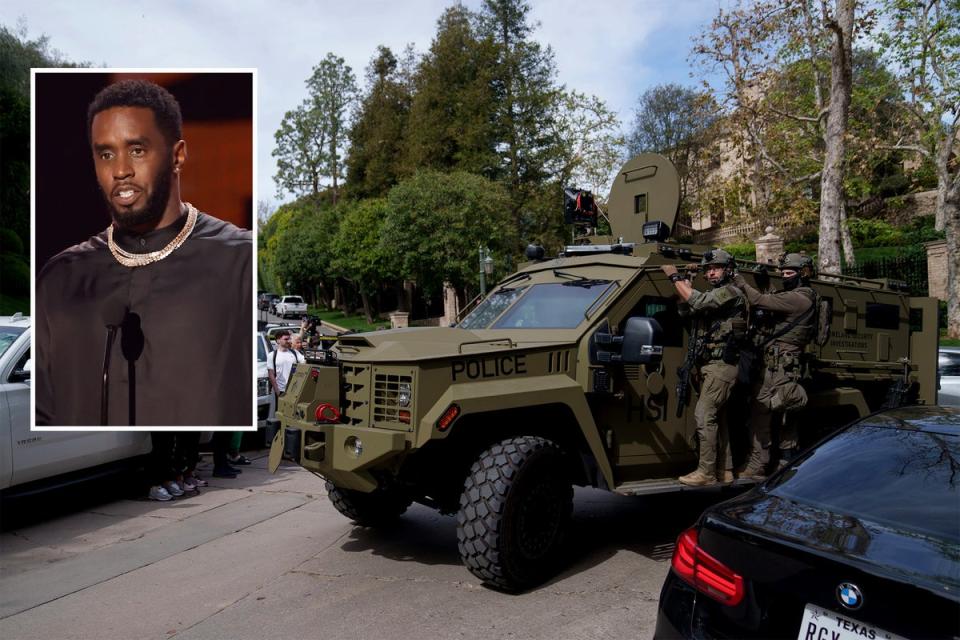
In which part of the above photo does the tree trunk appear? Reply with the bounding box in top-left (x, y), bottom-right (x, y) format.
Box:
top-left (360, 291), bottom-right (374, 325)
top-left (817, 0), bottom-right (854, 277)
top-left (940, 173), bottom-right (960, 339)
top-left (839, 201), bottom-right (856, 268)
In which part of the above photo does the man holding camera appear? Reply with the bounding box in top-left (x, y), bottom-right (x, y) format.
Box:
top-left (267, 329), bottom-right (305, 398)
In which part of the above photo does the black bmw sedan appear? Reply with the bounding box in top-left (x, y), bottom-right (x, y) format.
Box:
top-left (655, 405), bottom-right (960, 640)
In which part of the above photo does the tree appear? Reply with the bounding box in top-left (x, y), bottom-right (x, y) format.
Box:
top-left (273, 53), bottom-right (357, 203)
top-left (382, 171), bottom-right (515, 300)
top-left (272, 101), bottom-right (328, 198)
top-left (346, 46), bottom-right (412, 200)
top-left (879, 0), bottom-right (960, 337)
top-left (330, 198), bottom-right (395, 323)
top-left (480, 0), bottom-right (563, 235)
top-left (552, 90), bottom-right (625, 198)
top-left (267, 195), bottom-right (340, 306)
top-left (402, 6), bottom-right (500, 177)
top-left (693, 0), bottom-right (866, 273)
top-left (307, 53), bottom-right (358, 205)
top-left (816, 0), bottom-right (856, 276)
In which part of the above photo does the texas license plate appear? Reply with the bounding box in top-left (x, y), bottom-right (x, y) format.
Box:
top-left (797, 604), bottom-right (906, 640)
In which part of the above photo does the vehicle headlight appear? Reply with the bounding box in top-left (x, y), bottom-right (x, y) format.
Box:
top-left (398, 382), bottom-right (412, 407)
top-left (344, 436), bottom-right (363, 458)
top-left (258, 377), bottom-right (270, 396)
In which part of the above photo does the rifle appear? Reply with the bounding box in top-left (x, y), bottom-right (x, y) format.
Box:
top-left (676, 320), bottom-right (702, 418)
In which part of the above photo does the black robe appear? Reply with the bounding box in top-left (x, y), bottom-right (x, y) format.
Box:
top-left (36, 210), bottom-right (252, 426)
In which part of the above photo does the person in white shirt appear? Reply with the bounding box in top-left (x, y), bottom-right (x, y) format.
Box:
top-left (267, 329), bottom-right (305, 397)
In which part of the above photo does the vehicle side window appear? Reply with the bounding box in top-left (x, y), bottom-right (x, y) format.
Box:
top-left (865, 302), bottom-right (899, 330)
top-left (623, 296), bottom-right (683, 347)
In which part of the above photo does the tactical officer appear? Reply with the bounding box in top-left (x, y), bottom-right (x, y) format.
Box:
top-left (733, 253), bottom-right (817, 479)
top-left (662, 249), bottom-right (747, 486)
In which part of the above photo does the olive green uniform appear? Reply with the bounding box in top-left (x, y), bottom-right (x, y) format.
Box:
top-left (683, 284), bottom-right (746, 479)
top-left (734, 276), bottom-right (816, 469)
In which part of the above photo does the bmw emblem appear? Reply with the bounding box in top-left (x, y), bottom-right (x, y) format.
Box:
top-left (837, 583), bottom-right (863, 610)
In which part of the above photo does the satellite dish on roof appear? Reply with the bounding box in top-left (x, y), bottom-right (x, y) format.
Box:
top-left (606, 153), bottom-right (680, 244)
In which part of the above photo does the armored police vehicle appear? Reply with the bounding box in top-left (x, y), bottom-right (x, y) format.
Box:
top-left (269, 154), bottom-right (939, 591)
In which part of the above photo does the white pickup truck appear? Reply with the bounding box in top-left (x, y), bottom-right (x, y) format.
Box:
top-left (275, 295), bottom-right (307, 319)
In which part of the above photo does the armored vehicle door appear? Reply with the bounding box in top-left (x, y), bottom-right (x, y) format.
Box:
top-left (585, 270), bottom-right (696, 482)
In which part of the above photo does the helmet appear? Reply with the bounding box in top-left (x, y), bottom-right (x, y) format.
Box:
top-left (701, 249), bottom-right (736, 286)
top-left (779, 253), bottom-right (814, 290)
top-left (700, 248), bottom-right (736, 268)
top-left (780, 253), bottom-right (814, 271)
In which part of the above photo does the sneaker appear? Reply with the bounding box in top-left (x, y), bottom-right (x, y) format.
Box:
top-left (163, 480), bottom-right (185, 497)
top-left (180, 476), bottom-right (198, 492)
top-left (226, 465), bottom-right (243, 474)
top-left (185, 472), bottom-right (207, 488)
top-left (148, 485), bottom-right (173, 501)
top-left (212, 467), bottom-right (237, 479)
top-left (678, 470), bottom-right (717, 487)
top-left (227, 454), bottom-right (252, 465)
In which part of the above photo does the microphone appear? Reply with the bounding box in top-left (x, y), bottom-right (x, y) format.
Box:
top-left (101, 299), bottom-right (127, 425)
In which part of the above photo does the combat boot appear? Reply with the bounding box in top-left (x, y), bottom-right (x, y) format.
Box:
top-left (735, 463), bottom-right (767, 482)
top-left (718, 469), bottom-right (735, 484)
top-left (777, 447), bottom-right (799, 470)
top-left (678, 469), bottom-right (717, 486)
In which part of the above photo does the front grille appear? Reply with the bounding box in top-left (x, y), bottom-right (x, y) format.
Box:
top-left (258, 377), bottom-right (270, 397)
top-left (373, 373), bottom-right (412, 423)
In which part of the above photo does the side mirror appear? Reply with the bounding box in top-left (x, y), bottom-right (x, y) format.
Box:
top-left (10, 359), bottom-right (31, 382)
top-left (621, 317), bottom-right (664, 364)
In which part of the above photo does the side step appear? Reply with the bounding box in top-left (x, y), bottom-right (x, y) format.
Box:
top-left (613, 477), bottom-right (757, 496)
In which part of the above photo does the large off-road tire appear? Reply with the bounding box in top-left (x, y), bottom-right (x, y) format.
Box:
top-left (456, 436), bottom-right (573, 592)
top-left (325, 482), bottom-right (412, 527)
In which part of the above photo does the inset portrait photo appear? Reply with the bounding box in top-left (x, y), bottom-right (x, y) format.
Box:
top-left (32, 70), bottom-right (256, 428)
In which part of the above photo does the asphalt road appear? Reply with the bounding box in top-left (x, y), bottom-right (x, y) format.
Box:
top-left (0, 451), bottom-right (743, 640)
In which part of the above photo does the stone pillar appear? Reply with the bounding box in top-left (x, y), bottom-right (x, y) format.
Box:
top-left (755, 226), bottom-right (784, 265)
top-left (389, 312), bottom-right (409, 329)
top-left (925, 240), bottom-right (948, 301)
top-left (442, 281), bottom-right (460, 327)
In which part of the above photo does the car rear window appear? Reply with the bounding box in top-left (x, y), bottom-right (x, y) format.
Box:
top-left (284, 297), bottom-right (304, 304)
top-left (767, 424), bottom-right (960, 543)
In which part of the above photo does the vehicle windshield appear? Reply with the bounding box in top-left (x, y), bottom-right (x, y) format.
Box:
top-left (285, 297), bottom-right (304, 304)
top-left (459, 281), bottom-right (616, 330)
top-left (459, 286), bottom-right (528, 330)
top-left (0, 327), bottom-right (26, 359)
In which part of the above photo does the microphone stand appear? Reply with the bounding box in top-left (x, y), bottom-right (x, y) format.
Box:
top-left (101, 324), bottom-right (119, 425)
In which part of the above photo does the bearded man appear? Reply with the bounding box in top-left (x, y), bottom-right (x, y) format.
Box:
top-left (36, 79), bottom-right (252, 426)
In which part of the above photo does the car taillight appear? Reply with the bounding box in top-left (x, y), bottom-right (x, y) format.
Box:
top-left (671, 527), bottom-right (744, 606)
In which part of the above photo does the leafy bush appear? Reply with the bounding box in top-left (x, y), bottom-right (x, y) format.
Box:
top-left (845, 217), bottom-right (903, 247)
top-left (0, 228), bottom-right (24, 256)
top-left (722, 241), bottom-right (756, 260)
top-left (0, 253), bottom-right (28, 296)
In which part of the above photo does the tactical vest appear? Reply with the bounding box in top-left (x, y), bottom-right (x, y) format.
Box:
top-left (770, 287), bottom-right (817, 348)
top-left (702, 284), bottom-right (747, 361)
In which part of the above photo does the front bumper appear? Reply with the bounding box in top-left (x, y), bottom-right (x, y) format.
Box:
top-left (273, 419), bottom-right (407, 492)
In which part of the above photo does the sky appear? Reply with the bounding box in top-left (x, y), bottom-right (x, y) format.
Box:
top-left (4, 0), bottom-right (724, 210)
